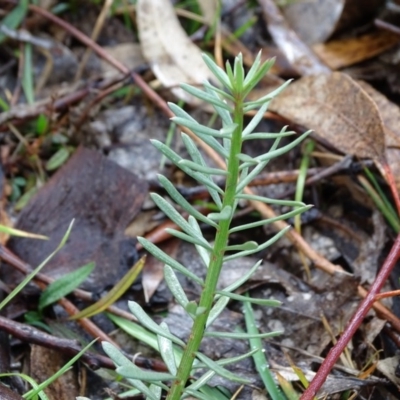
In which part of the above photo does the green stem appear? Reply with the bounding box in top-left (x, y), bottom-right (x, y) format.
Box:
top-left (166, 98), bottom-right (244, 400)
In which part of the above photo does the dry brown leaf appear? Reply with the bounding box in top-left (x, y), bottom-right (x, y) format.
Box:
top-left (313, 30), bottom-right (400, 70)
top-left (269, 72), bottom-right (386, 160)
top-left (357, 80), bottom-right (400, 192)
top-left (136, 0), bottom-right (213, 105)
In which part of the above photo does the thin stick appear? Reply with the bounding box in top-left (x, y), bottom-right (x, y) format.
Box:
top-left (74, 0), bottom-right (114, 82)
top-left (300, 233), bottom-right (400, 399)
top-left (0, 315), bottom-right (167, 371)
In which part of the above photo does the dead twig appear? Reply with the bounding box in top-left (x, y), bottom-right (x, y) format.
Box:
top-left (301, 232), bottom-right (400, 399)
top-left (0, 315), bottom-right (167, 371)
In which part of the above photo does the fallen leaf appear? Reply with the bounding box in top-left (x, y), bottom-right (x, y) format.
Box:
top-left (313, 30), bottom-right (400, 70)
top-left (269, 72), bottom-right (386, 160)
top-left (4, 147), bottom-right (148, 292)
top-left (357, 80), bottom-right (400, 192)
top-left (136, 0), bottom-right (213, 105)
top-left (70, 256), bottom-right (145, 320)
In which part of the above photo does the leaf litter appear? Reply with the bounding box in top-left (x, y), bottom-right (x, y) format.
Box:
top-left (1, 1), bottom-right (400, 399)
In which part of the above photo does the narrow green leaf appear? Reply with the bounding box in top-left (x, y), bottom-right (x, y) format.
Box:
top-left (138, 237), bottom-right (203, 284)
top-left (151, 141), bottom-right (225, 202)
top-left (165, 228), bottom-right (213, 250)
top-left (0, 373), bottom-right (46, 400)
top-left (164, 265), bottom-right (189, 309)
top-left (243, 80), bottom-right (292, 112)
top-left (0, 225), bottom-right (47, 240)
top-left (106, 314), bottom-right (184, 366)
top-left (0, 220), bottom-right (74, 311)
top-left (243, 298), bottom-right (285, 400)
top-left (195, 352), bottom-right (251, 384)
top-left (181, 84), bottom-right (232, 111)
top-left (225, 241), bottom-right (258, 251)
top-left (157, 175), bottom-right (218, 228)
top-left (22, 43), bottom-right (34, 105)
top-left (206, 296), bottom-right (229, 328)
top-left (217, 260), bottom-right (262, 296)
top-left (102, 342), bottom-right (159, 400)
top-left (172, 117), bottom-right (231, 138)
top-left (185, 370), bottom-right (216, 393)
top-left (242, 101), bottom-right (270, 137)
top-left (39, 262), bottom-right (95, 311)
top-left (243, 131), bottom-right (296, 141)
top-left (45, 147), bottom-right (70, 171)
top-left (233, 53), bottom-right (244, 91)
top-left (214, 290), bottom-right (281, 306)
top-left (205, 330), bottom-right (282, 339)
top-left (148, 384), bottom-right (162, 399)
top-left (225, 59), bottom-right (235, 89)
top-left (117, 365), bottom-right (175, 382)
top-left (128, 301), bottom-right (185, 347)
top-left (236, 137), bottom-right (282, 192)
top-left (0, 0), bottom-right (28, 44)
top-left (36, 114), bottom-right (49, 135)
top-left (69, 256), bottom-right (145, 320)
top-left (179, 159), bottom-right (228, 176)
top-left (236, 193), bottom-right (307, 207)
top-left (202, 53), bottom-right (232, 90)
top-left (158, 322), bottom-right (178, 375)
top-left (203, 83), bottom-right (233, 126)
top-left (253, 131), bottom-right (311, 164)
top-left (188, 216), bottom-right (210, 267)
top-left (194, 348), bottom-right (259, 369)
top-left (242, 50), bottom-right (262, 88)
top-left (151, 194), bottom-right (211, 245)
top-left (224, 226), bottom-right (291, 261)
top-left (181, 133), bottom-right (209, 170)
top-left (168, 102), bottom-right (196, 121)
top-left (236, 153), bottom-right (258, 163)
top-left (229, 205), bottom-right (312, 233)
top-left (242, 58), bottom-right (276, 97)
top-left (200, 82), bottom-right (235, 102)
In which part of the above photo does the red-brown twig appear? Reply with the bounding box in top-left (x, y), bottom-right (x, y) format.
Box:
top-left (300, 232), bottom-right (400, 399)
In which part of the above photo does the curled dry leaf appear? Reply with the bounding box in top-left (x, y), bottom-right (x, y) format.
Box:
top-left (312, 30), bottom-right (400, 70)
top-left (137, 0), bottom-right (213, 105)
top-left (269, 72), bottom-right (386, 161)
